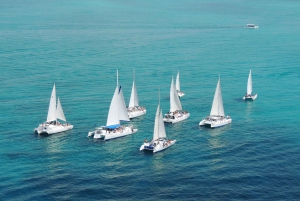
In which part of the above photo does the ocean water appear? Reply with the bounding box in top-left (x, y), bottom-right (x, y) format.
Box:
top-left (1, 0), bottom-right (300, 200)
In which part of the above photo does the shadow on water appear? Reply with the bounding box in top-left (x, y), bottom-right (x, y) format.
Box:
top-left (234, 97), bottom-right (246, 103)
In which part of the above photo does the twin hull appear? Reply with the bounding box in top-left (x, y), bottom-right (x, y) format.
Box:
top-left (140, 140), bottom-right (176, 153)
top-left (243, 94), bottom-right (258, 101)
top-left (35, 124), bottom-right (73, 135)
top-left (199, 118), bottom-right (232, 128)
top-left (92, 127), bottom-right (138, 140)
top-left (163, 113), bottom-right (190, 123)
top-left (128, 109), bottom-right (146, 119)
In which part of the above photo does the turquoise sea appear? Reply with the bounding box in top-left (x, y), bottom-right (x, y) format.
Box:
top-left (1, 0), bottom-right (300, 200)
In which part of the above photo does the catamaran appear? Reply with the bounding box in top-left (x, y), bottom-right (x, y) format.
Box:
top-left (176, 71), bottom-right (185, 97)
top-left (34, 84), bottom-right (73, 135)
top-left (127, 70), bottom-right (146, 118)
top-left (163, 76), bottom-right (190, 123)
top-left (140, 90), bottom-right (176, 153)
top-left (88, 70), bottom-right (138, 140)
top-left (243, 70), bottom-right (257, 101)
top-left (199, 76), bottom-right (232, 128)
top-left (246, 24), bottom-right (259, 29)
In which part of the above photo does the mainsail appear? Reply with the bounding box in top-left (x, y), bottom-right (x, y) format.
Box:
top-left (106, 71), bottom-right (130, 128)
top-left (153, 104), bottom-right (166, 140)
top-left (153, 104), bottom-right (160, 140)
top-left (210, 77), bottom-right (225, 116)
top-left (247, 70), bottom-right (252, 95)
top-left (176, 71), bottom-right (180, 91)
top-left (158, 109), bottom-right (166, 138)
top-left (47, 84), bottom-right (57, 122)
top-left (170, 77), bottom-right (182, 112)
top-left (129, 79), bottom-right (139, 107)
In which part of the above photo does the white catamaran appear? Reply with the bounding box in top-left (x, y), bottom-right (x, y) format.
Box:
top-left (140, 91), bottom-right (176, 153)
top-left (88, 70), bottom-right (138, 140)
top-left (176, 71), bottom-right (185, 97)
top-left (199, 76), bottom-right (232, 128)
top-left (163, 76), bottom-right (190, 123)
top-left (34, 84), bottom-right (73, 135)
top-left (243, 70), bottom-right (257, 101)
top-left (127, 70), bottom-right (146, 118)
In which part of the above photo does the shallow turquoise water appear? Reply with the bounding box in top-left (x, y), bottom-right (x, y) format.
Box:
top-left (1, 0), bottom-right (300, 200)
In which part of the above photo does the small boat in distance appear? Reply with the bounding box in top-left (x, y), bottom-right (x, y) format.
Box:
top-left (246, 24), bottom-right (259, 29)
top-left (88, 70), bottom-right (138, 140)
top-left (199, 76), bottom-right (232, 128)
top-left (140, 90), bottom-right (176, 153)
top-left (176, 71), bottom-right (185, 97)
top-left (243, 70), bottom-right (257, 101)
top-left (163, 76), bottom-right (190, 123)
top-left (34, 84), bottom-right (73, 135)
top-left (127, 69), bottom-right (146, 119)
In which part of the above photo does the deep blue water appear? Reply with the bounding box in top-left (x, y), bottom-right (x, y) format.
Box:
top-left (1, 0), bottom-right (300, 200)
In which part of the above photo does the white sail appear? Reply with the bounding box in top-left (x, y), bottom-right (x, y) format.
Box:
top-left (129, 80), bottom-right (139, 107)
top-left (170, 77), bottom-right (182, 112)
top-left (176, 71), bottom-right (180, 91)
top-left (106, 71), bottom-right (130, 127)
top-left (47, 84), bottom-right (57, 122)
top-left (158, 109), bottom-right (166, 138)
top-left (118, 86), bottom-right (130, 121)
top-left (56, 97), bottom-right (66, 122)
top-left (106, 86), bottom-right (120, 127)
top-left (210, 77), bottom-right (225, 116)
top-left (247, 70), bottom-right (252, 95)
top-left (153, 104), bottom-right (160, 140)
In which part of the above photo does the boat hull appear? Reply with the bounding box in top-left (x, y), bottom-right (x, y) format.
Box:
top-left (163, 112), bottom-right (190, 123)
top-left (177, 91), bottom-right (185, 98)
top-left (34, 124), bottom-right (73, 135)
top-left (127, 108), bottom-right (146, 119)
top-left (91, 126), bottom-right (138, 140)
top-left (199, 116), bottom-right (232, 128)
top-left (140, 139), bottom-right (176, 153)
top-left (243, 94), bottom-right (257, 101)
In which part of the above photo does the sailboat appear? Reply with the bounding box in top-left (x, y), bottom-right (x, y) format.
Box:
top-left (199, 76), bottom-right (232, 128)
top-left (140, 90), bottom-right (176, 153)
top-left (243, 70), bottom-right (257, 101)
top-left (163, 76), bottom-right (190, 123)
top-left (34, 84), bottom-right (73, 134)
top-left (176, 71), bottom-right (185, 97)
top-left (127, 70), bottom-right (146, 118)
top-left (88, 70), bottom-right (138, 140)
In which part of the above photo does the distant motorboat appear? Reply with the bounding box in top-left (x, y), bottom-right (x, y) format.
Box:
top-left (127, 69), bottom-right (146, 119)
top-left (163, 76), bottom-right (190, 123)
top-left (34, 84), bottom-right (73, 135)
top-left (176, 71), bottom-right (185, 97)
top-left (140, 90), bottom-right (176, 153)
top-left (246, 24), bottom-right (259, 29)
top-left (199, 76), bottom-right (232, 128)
top-left (243, 70), bottom-right (257, 101)
top-left (88, 70), bottom-right (138, 140)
